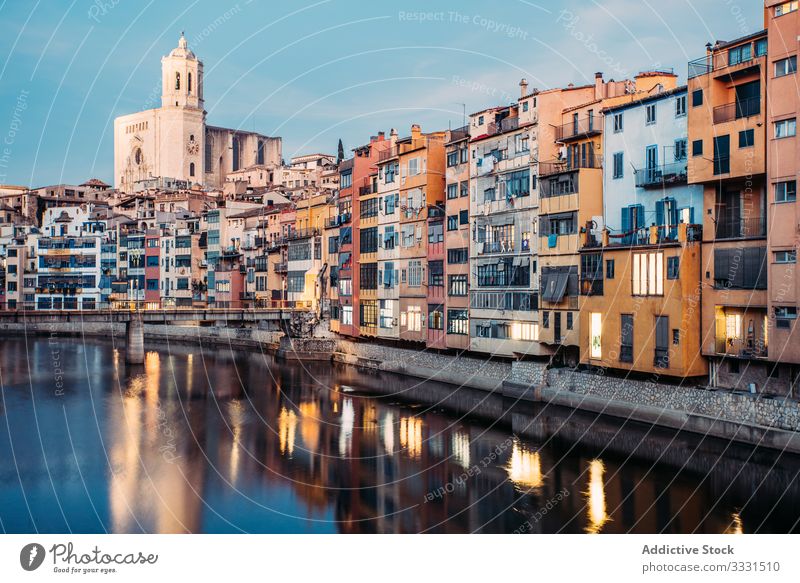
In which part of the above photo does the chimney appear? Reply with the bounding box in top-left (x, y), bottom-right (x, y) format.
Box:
top-left (594, 72), bottom-right (604, 100)
top-left (390, 128), bottom-right (398, 146)
top-left (519, 78), bottom-right (528, 98)
top-left (377, 131), bottom-right (385, 140)
top-left (411, 124), bottom-right (421, 139)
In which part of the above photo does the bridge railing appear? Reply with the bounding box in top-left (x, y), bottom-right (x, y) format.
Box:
top-left (0, 300), bottom-right (313, 313)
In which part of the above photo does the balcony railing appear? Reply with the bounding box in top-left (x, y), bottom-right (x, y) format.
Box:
top-left (539, 156), bottom-right (602, 177)
top-left (378, 146), bottom-right (399, 162)
top-left (715, 335), bottom-right (767, 359)
top-left (688, 50), bottom-right (765, 79)
top-left (485, 116), bottom-right (519, 136)
top-left (274, 262), bottom-right (288, 273)
top-left (554, 116), bottom-right (602, 142)
top-left (713, 96), bottom-right (760, 124)
top-left (715, 216), bottom-right (766, 239)
top-left (285, 228), bottom-right (320, 241)
top-left (634, 161), bottom-right (688, 188)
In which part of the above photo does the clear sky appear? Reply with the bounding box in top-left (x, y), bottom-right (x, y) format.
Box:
top-left (0, 0), bottom-right (763, 187)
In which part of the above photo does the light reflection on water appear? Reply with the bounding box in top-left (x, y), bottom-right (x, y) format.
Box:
top-left (0, 337), bottom-right (798, 534)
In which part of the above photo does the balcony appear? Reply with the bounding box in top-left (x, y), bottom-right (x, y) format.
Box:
top-left (378, 146), bottom-right (399, 162)
top-left (285, 228), bottom-right (320, 241)
top-left (274, 262), bottom-right (288, 273)
top-left (634, 161), bottom-right (688, 189)
top-left (486, 116), bottom-right (519, 136)
top-left (554, 116), bottom-right (602, 142)
top-left (715, 216), bottom-right (766, 239)
top-left (688, 49), bottom-right (765, 80)
top-left (713, 96), bottom-right (760, 124)
top-left (476, 240), bottom-right (516, 255)
top-left (428, 205), bottom-right (445, 219)
top-left (539, 156), bottom-right (602, 178)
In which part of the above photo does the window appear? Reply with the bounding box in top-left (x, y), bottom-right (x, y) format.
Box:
top-left (613, 152), bottom-right (624, 179)
top-left (776, 180), bottom-right (797, 202)
top-left (775, 56), bottom-right (797, 77)
top-left (341, 306), bottom-right (353, 325)
top-left (504, 169), bottom-right (530, 197)
top-left (542, 312), bottom-right (549, 328)
top-left (360, 263), bottom-right (377, 289)
top-left (428, 260), bottom-right (444, 287)
top-left (675, 95), bottom-right (686, 117)
top-left (645, 103), bottom-right (656, 125)
top-left (447, 215), bottom-right (458, 231)
top-left (739, 129), bottom-right (754, 148)
top-left (620, 314), bottom-right (633, 363)
top-left (146, 255), bottom-right (159, 267)
top-left (459, 209), bottom-right (469, 225)
top-left (775, 118), bottom-right (797, 138)
top-left (447, 248), bottom-right (468, 264)
top-left (428, 304), bottom-right (444, 330)
top-left (407, 157), bottom-right (420, 176)
top-left (589, 312), bottom-right (602, 358)
top-left (460, 181), bottom-right (469, 197)
top-left (428, 222), bottom-right (443, 244)
top-left (728, 43), bottom-right (752, 66)
top-left (692, 89), bottom-right (703, 107)
top-left (360, 197), bottom-right (378, 219)
top-left (775, 306), bottom-right (797, 328)
top-left (613, 112), bottom-right (623, 133)
top-left (384, 193), bottom-right (398, 214)
top-left (692, 139), bottom-right (703, 157)
top-left (339, 278), bottom-right (352, 296)
top-left (755, 38), bottom-right (768, 56)
top-left (510, 321), bottom-right (538, 341)
top-left (478, 115), bottom-right (484, 125)
top-left (606, 259), bottom-right (615, 279)
top-left (522, 101), bottom-right (529, 112)
top-left (632, 252), bottom-right (663, 296)
top-left (674, 139), bottom-right (687, 160)
top-left (775, 250), bottom-right (796, 263)
top-left (379, 301), bottom-right (394, 328)
top-left (189, 162), bottom-right (195, 177)
top-left (448, 274), bottom-right (468, 296)
top-left (714, 247), bottom-right (767, 289)
top-left (447, 183), bottom-right (458, 199)
top-left (340, 171), bottom-right (352, 189)
top-left (408, 260), bottom-right (423, 287)
top-left (286, 272), bottom-right (305, 293)
top-left (566, 312), bottom-right (573, 330)
top-left (447, 151), bottom-right (459, 167)
top-left (667, 256), bottom-right (679, 279)
top-left (447, 309), bottom-right (469, 335)
top-left (775, 1), bottom-right (798, 17)
top-left (359, 301), bottom-right (378, 327)
top-left (406, 305), bottom-right (422, 332)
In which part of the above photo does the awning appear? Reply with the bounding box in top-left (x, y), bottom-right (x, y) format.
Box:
top-left (542, 272), bottom-right (568, 303)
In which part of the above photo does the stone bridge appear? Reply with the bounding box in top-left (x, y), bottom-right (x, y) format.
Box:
top-left (0, 308), bottom-right (310, 363)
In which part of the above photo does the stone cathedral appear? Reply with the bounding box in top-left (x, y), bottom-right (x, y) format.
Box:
top-left (113, 33), bottom-right (281, 191)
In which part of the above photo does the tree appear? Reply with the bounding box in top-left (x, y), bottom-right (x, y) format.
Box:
top-left (337, 139), bottom-right (344, 164)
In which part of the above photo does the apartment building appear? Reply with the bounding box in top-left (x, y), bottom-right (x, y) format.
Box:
top-left (765, 0), bottom-right (800, 393)
top-left (688, 30), bottom-right (770, 390)
top-left (539, 72), bottom-right (674, 365)
top-left (580, 87), bottom-right (706, 378)
top-left (396, 125), bottom-right (446, 343)
top-left (376, 131), bottom-right (401, 340)
top-left (336, 133), bottom-right (389, 337)
top-left (358, 171), bottom-right (380, 336)
top-left (444, 126), bottom-right (471, 350)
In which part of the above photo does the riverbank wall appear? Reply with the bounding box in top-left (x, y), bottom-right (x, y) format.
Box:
top-left (3, 320), bottom-right (799, 453)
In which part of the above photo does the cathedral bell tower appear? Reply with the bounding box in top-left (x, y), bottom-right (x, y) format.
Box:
top-left (161, 32), bottom-right (203, 110)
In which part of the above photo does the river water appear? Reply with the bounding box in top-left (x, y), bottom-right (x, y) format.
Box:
top-left (0, 336), bottom-right (798, 534)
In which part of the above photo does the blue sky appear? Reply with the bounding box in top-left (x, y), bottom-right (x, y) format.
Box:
top-left (0, 0), bottom-right (762, 187)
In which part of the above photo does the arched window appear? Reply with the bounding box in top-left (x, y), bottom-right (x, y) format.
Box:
top-left (189, 162), bottom-right (195, 177)
top-left (188, 72), bottom-right (192, 93)
top-left (175, 72), bottom-right (180, 90)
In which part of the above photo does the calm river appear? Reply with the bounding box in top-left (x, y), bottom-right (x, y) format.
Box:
top-left (0, 336), bottom-right (798, 533)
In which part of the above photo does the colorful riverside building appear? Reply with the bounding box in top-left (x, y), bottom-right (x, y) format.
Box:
top-left (688, 28), bottom-right (771, 390)
top-left (396, 125), bottom-right (446, 343)
top-left (443, 126), bottom-right (471, 350)
top-left (336, 133), bottom-right (389, 337)
top-left (579, 86), bottom-right (707, 378)
top-left (357, 169), bottom-right (380, 336)
top-left (538, 71), bottom-right (676, 366)
top-left (376, 129), bottom-right (401, 341)
top-left (765, 0), bottom-right (800, 393)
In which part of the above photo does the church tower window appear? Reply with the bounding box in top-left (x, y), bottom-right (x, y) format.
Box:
top-left (189, 162), bottom-right (195, 177)
top-left (257, 140), bottom-right (265, 165)
top-left (205, 133), bottom-right (213, 169)
top-left (232, 136), bottom-right (240, 171)
top-left (188, 72), bottom-right (192, 93)
top-left (175, 72), bottom-right (181, 90)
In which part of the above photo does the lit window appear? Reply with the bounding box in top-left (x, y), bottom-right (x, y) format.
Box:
top-left (511, 322), bottom-right (538, 341)
top-left (589, 312), bottom-right (602, 358)
top-left (341, 306), bottom-right (353, 325)
top-left (726, 313), bottom-right (742, 339)
top-left (631, 252), bottom-right (663, 296)
top-left (775, 1), bottom-right (798, 17)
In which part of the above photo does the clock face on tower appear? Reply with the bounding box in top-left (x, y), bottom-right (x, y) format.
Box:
top-left (186, 139), bottom-right (199, 155)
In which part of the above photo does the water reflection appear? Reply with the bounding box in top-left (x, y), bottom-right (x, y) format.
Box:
top-left (1, 337), bottom-right (799, 534)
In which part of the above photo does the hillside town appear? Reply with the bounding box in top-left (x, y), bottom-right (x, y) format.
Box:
top-left (1, 2), bottom-right (799, 399)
